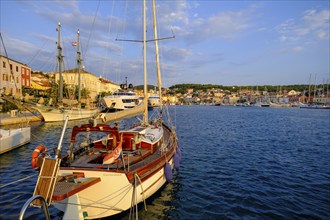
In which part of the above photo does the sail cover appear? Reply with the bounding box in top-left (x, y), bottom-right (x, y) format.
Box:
top-left (98, 101), bottom-right (146, 123)
top-left (103, 138), bottom-right (122, 164)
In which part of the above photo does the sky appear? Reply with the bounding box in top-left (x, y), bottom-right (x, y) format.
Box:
top-left (1, 0), bottom-right (329, 88)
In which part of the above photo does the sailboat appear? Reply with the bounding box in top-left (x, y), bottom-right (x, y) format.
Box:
top-left (21, 1), bottom-right (180, 219)
top-left (32, 23), bottom-right (99, 122)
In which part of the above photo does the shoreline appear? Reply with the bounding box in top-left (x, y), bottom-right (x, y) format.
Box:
top-left (0, 112), bottom-right (42, 126)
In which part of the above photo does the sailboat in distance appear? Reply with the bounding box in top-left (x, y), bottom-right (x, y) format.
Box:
top-left (32, 23), bottom-right (99, 122)
top-left (24, 0), bottom-right (181, 219)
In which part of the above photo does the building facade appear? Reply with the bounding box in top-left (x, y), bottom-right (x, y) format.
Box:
top-left (53, 69), bottom-right (120, 101)
top-left (0, 55), bottom-right (31, 98)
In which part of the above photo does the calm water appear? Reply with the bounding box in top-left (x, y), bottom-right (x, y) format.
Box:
top-left (0, 106), bottom-right (329, 220)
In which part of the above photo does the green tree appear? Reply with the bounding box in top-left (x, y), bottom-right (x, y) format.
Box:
top-left (74, 85), bottom-right (90, 99)
top-left (47, 80), bottom-right (70, 104)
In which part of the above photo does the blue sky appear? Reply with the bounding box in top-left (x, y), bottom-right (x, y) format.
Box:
top-left (1, 0), bottom-right (329, 87)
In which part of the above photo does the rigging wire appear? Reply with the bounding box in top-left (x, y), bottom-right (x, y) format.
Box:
top-left (152, 0), bottom-right (177, 128)
top-left (101, 0), bottom-right (115, 79)
top-left (27, 38), bottom-right (48, 66)
top-left (83, 0), bottom-right (100, 62)
top-left (116, 0), bottom-right (129, 84)
top-left (37, 49), bottom-right (57, 73)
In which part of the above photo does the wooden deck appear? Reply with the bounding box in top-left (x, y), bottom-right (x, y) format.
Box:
top-left (69, 148), bottom-right (150, 170)
top-left (52, 177), bottom-right (101, 201)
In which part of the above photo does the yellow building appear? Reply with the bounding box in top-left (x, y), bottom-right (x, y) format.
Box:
top-left (164, 95), bottom-right (178, 104)
top-left (30, 74), bottom-right (52, 96)
top-left (52, 68), bottom-right (120, 101)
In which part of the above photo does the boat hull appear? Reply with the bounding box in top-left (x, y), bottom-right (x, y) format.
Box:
top-left (34, 108), bottom-right (99, 122)
top-left (148, 96), bottom-right (161, 107)
top-left (101, 93), bottom-right (140, 111)
top-left (0, 127), bottom-right (31, 154)
top-left (53, 156), bottom-right (174, 219)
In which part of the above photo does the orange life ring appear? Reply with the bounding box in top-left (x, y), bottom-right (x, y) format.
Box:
top-left (31, 145), bottom-right (47, 170)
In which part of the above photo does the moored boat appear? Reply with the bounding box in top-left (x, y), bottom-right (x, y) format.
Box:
top-left (300, 104), bottom-right (330, 109)
top-left (0, 127), bottom-right (31, 154)
top-left (101, 91), bottom-right (140, 112)
top-left (101, 78), bottom-right (140, 112)
top-left (21, 1), bottom-right (180, 219)
top-left (148, 95), bottom-right (161, 107)
top-left (32, 24), bottom-right (99, 122)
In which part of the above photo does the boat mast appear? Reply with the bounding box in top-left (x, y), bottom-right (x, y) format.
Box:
top-left (152, 0), bottom-right (162, 112)
top-left (313, 74), bottom-right (317, 102)
top-left (57, 22), bottom-right (63, 106)
top-left (308, 74), bottom-right (312, 103)
top-left (77, 29), bottom-right (82, 108)
top-left (143, 0), bottom-right (148, 125)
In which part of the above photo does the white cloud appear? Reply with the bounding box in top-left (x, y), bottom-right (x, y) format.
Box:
top-left (275, 8), bottom-right (330, 44)
top-left (162, 47), bottom-right (192, 62)
top-left (276, 46), bottom-right (304, 54)
top-left (182, 6), bottom-right (257, 44)
top-left (94, 40), bottom-right (121, 53)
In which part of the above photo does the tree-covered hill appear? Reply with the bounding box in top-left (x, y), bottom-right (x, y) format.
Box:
top-left (169, 84), bottom-right (322, 93)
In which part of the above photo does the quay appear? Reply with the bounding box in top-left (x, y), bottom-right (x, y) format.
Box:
top-left (0, 111), bottom-right (42, 126)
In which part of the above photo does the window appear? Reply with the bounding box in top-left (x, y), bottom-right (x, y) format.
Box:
top-left (16, 66), bottom-right (18, 72)
top-left (10, 64), bottom-right (12, 70)
top-left (2, 62), bottom-right (5, 68)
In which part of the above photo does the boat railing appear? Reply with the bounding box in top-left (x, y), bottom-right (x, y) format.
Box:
top-left (19, 195), bottom-right (51, 220)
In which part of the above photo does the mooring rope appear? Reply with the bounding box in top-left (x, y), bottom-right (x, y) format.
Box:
top-left (55, 182), bottom-right (133, 213)
top-left (0, 174), bottom-right (38, 189)
top-left (135, 173), bottom-right (147, 211)
top-left (129, 174), bottom-right (138, 220)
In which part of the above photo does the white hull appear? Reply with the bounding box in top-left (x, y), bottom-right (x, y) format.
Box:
top-left (34, 107), bottom-right (99, 122)
top-left (148, 96), bottom-right (161, 107)
top-left (269, 102), bottom-right (291, 108)
top-left (0, 127), bottom-right (31, 154)
top-left (102, 92), bottom-right (140, 110)
top-left (254, 102), bottom-right (270, 107)
top-left (54, 157), bottom-right (173, 219)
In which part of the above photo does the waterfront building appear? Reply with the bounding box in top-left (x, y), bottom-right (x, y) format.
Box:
top-left (288, 90), bottom-right (299, 96)
top-left (30, 73), bottom-right (52, 96)
top-left (165, 95), bottom-right (178, 104)
top-left (313, 96), bottom-right (330, 104)
top-left (0, 55), bottom-right (31, 98)
top-left (52, 68), bottom-right (120, 101)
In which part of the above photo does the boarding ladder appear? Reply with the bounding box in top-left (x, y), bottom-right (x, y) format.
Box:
top-left (18, 195), bottom-right (51, 220)
top-left (32, 158), bottom-right (61, 206)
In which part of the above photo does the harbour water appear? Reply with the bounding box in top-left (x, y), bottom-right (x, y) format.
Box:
top-left (0, 105), bottom-right (329, 219)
